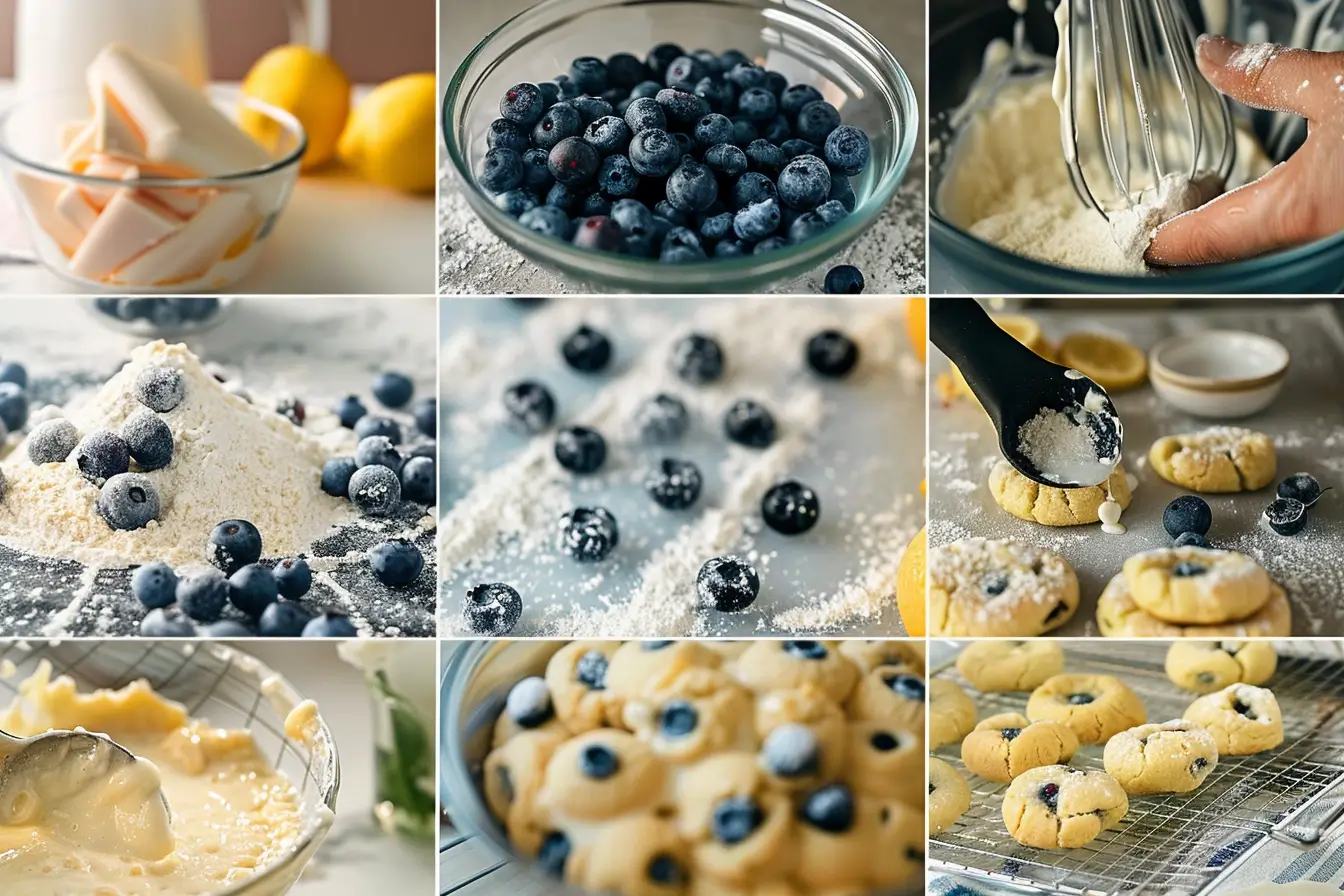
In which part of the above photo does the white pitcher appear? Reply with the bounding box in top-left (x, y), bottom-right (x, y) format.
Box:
top-left (14, 0), bottom-right (331, 99)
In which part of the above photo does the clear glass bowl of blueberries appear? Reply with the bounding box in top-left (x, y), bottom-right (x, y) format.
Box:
top-left (442, 0), bottom-right (919, 292)
top-left (84, 297), bottom-right (236, 338)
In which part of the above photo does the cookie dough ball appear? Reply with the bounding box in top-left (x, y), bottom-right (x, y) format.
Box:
top-left (1103, 720), bottom-right (1219, 794)
top-left (845, 721), bottom-right (924, 806)
top-left (956, 641), bottom-right (1065, 692)
top-left (754, 685), bottom-right (848, 789)
top-left (674, 752), bottom-right (795, 885)
top-left (930, 679), bottom-right (977, 749)
top-left (794, 785), bottom-right (922, 892)
top-left (1026, 674), bottom-right (1146, 744)
top-left (1165, 641), bottom-right (1278, 694)
top-left (838, 640), bottom-right (925, 674)
top-left (539, 729), bottom-right (668, 822)
top-left (929, 537), bottom-right (1079, 636)
top-left (624, 666), bottom-right (755, 764)
top-left (491, 675), bottom-right (571, 748)
top-left (567, 815), bottom-right (692, 896)
top-left (1184, 684), bottom-right (1284, 755)
top-left (607, 640), bottom-right (723, 701)
top-left (1148, 427), bottom-right (1276, 493)
top-left (960, 712), bottom-right (1079, 783)
top-left (845, 664), bottom-right (926, 731)
top-left (1096, 572), bottom-right (1292, 638)
top-left (736, 641), bottom-right (859, 704)
top-left (545, 641), bottom-right (622, 732)
top-left (1002, 766), bottom-right (1128, 849)
top-left (483, 729), bottom-right (567, 856)
top-left (989, 459), bottom-right (1134, 526)
top-left (929, 757), bottom-right (971, 835)
top-left (1124, 547), bottom-right (1272, 625)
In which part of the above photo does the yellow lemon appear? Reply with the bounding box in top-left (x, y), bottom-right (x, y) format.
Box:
top-left (896, 526), bottom-right (927, 637)
top-left (1058, 332), bottom-right (1148, 392)
top-left (338, 73), bottom-right (437, 193)
top-left (904, 297), bottom-right (927, 364)
top-left (240, 45), bottom-right (351, 171)
top-left (950, 314), bottom-right (1054, 402)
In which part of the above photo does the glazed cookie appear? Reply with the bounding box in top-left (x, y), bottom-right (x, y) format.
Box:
top-left (754, 685), bottom-right (848, 789)
top-left (1002, 765), bottom-right (1128, 849)
top-left (1184, 684), bottom-right (1284, 755)
top-left (956, 641), bottom-right (1065, 692)
top-left (1096, 573), bottom-right (1292, 638)
top-left (1102, 720), bottom-right (1219, 795)
top-left (545, 641), bottom-right (622, 732)
top-left (960, 712), bottom-right (1079, 783)
top-left (845, 664), bottom-right (926, 731)
top-left (794, 787), bottom-right (922, 892)
top-left (491, 675), bottom-right (571, 748)
top-left (674, 752), bottom-right (795, 885)
top-left (624, 667), bottom-right (755, 764)
top-left (838, 640), bottom-right (925, 674)
top-left (566, 815), bottom-right (692, 896)
top-left (989, 459), bottom-right (1134, 526)
top-left (929, 537), bottom-right (1080, 637)
top-left (483, 729), bottom-right (568, 856)
top-left (1124, 547), bottom-right (1272, 625)
top-left (736, 641), bottom-right (859, 704)
top-left (1148, 427), bottom-right (1277, 493)
top-left (1026, 674), bottom-right (1146, 744)
top-left (928, 757), bottom-right (971, 835)
top-left (539, 729), bottom-right (668, 822)
top-left (845, 720), bottom-right (924, 806)
top-left (930, 679), bottom-right (977, 749)
top-left (607, 640), bottom-right (723, 700)
top-left (1165, 641), bottom-right (1278, 694)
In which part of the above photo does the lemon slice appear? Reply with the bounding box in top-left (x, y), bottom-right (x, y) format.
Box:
top-left (1058, 332), bottom-right (1148, 392)
top-left (950, 314), bottom-right (1054, 401)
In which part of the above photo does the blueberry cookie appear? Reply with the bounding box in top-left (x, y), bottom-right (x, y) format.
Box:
top-left (1096, 572), bottom-right (1292, 638)
top-left (1002, 765), bottom-right (1128, 849)
top-left (1102, 720), bottom-right (1219, 794)
top-left (754, 685), bottom-right (848, 790)
top-left (567, 815), bottom-right (692, 896)
top-left (956, 641), bottom-right (1065, 693)
top-left (929, 757), bottom-right (972, 835)
top-left (1124, 547), bottom-right (1273, 625)
top-left (1183, 684), bottom-right (1284, 755)
top-left (845, 720), bottom-right (924, 806)
top-left (1026, 674), bottom-right (1146, 744)
top-left (483, 729), bottom-right (568, 856)
top-left (929, 537), bottom-right (1079, 637)
top-left (1165, 641), bottom-right (1278, 694)
top-left (838, 640), bottom-right (926, 674)
top-left (623, 667), bottom-right (755, 764)
top-left (736, 641), bottom-right (860, 704)
top-left (795, 787), bottom-right (923, 892)
top-left (674, 752), bottom-right (794, 885)
top-left (930, 679), bottom-right (977, 749)
top-left (607, 640), bottom-right (723, 700)
top-left (540, 729), bottom-right (669, 822)
top-left (989, 459), bottom-right (1134, 526)
top-left (845, 664), bottom-right (926, 732)
top-left (1148, 427), bottom-right (1277, 493)
top-left (960, 712), bottom-right (1079, 783)
top-left (545, 641), bottom-right (623, 732)
top-left (492, 675), bottom-right (572, 748)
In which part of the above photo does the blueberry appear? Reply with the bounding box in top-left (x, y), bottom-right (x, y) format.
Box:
top-left (227, 563), bottom-right (279, 617)
top-left (554, 426), bottom-right (607, 474)
top-left (887, 673), bottom-right (926, 701)
top-left (537, 832), bottom-right (572, 878)
top-left (754, 236), bottom-right (788, 254)
top-left (571, 95), bottom-right (613, 127)
top-left (570, 57), bottom-right (609, 94)
top-left (26, 418), bottom-right (78, 465)
top-left (777, 154), bottom-right (831, 211)
top-left (720, 50), bottom-right (752, 71)
top-left (545, 181), bottom-right (582, 211)
top-left (208, 520), bottom-right (263, 573)
top-left (141, 606), bottom-right (198, 637)
top-left (259, 601), bottom-right (314, 637)
top-left (203, 619), bottom-right (255, 638)
top-left (787, 210), bottom-right (832, 243)
top-left (494, 188), bottom-right (538, 217)
top-left (824, 264), bottom-right (865, 294)
top-left (729, 172), bottom-right (778, 210)
top-left (1233, 699), bottom-right (1256, 718)
top-left (561, 324), bottom-right (614, 374)
top-left (0, 383), bottom-right (27, 432)
top-left (400, 456), bottom-right (436, 504)
top-left (624, 97), bottom-right (667, 134)
top-left (825, 125), bottom-right (871, 176)
top-left (74, 430), bottom-right (130, 484)
top-left (348, 465), bottom-right (402, 516)
top-left (784, 640), bottom-right (828, 660)
top-left (1174, 531), bottom-right (1209, 548)
top-left (761, 114), bottom-right (792, 144)
top-left (795, 100), bottom-right (841, 144)
top-left (997, 728), bottom-right (1022, 742)
top-left (355, 435), bottom-right (404, 474)
top-left (807, 330), bottom-right (860, 378)
top-left (725, 63), bottom-right (766, 91)
top-left (744, 139), bottom-right (785, 177)
top-left (1278, 472), bottom-right (1330, 507)
top-left (1039, 782), bottom-right (1060, 812)
top-left (761, 723), bottom-right (820, 777)
top-left (607, 53), bottom-right (647, 89)
top-left (96, 472), bottom-right (160, 531)
top-left (302, 611), bottom-right (358, 638)
top-left (411, 398), bottom-right (436, 440)
top-left (712, 796), bottom-right (764, 844)
top-left (734, 198), bottom-right (782, 241)
top-left (671, 333), bottom-right (724, 384)
top-left (666, 159), bottom-right (718, 212)
top-left (370, 371), bottom-right (414, 409)
top-left (500, 82), bottom-right (545, 125)
top-left (724, 399), bottom-right (777, 448)
top-left (321, 457), bottom-right (358, 497)
top-left (699, 211), bottom-right (734, 242)
top-left (1264, 497), bottom-right (1308, 536)
top-left (584, 115), bottom-right (631, 156)
top-left (575, 649), bottom-right (608, 689)
top-left (548, 136), bottom-right (600, 186)
top-left (582, 193), bottom-right (615, 219)
top-left (533, 103), bottom-right (582, 151)
top-left (761, 480), bottom-right (820, 535)
top-left (0, 362), bottom-right (28, 388)
top-left (660, 227), bottom-right (708, 264)
top-left (557, 507), bottom-right (619, 562)
top-left (480, 147), bottom-right (524, 193)
top-left (1163, 495), bottom-right (1213, 539)
top-left (982, 573), bottom-right (1009, 596)
top-left (645, 458), bottom-right (703, 509)
top-left (646, 44), bottom-right (685, 80)
top-left (715, 239), bottom-right (747, 258)
top-left (630, 81), bottom-right (663, 103)
top-left (176, 569), bottom-right (228, 622)
top-left (704, 143), bottom-right (748, 179)
top-left (695, 113), bottom-right (734, 148)
top-left (780, 83), bottom-right (825, 117)
top-left (519, 205), bottom-right (575, 240)
top-left (131, 562), bottom-right (178, 609)
top-left (503, 381), bottom-right (556, 433)
top-left (487, 118), bottom-right (530, 153)
top-left (521, 147), bottom-right (553, 193)
top-left (579, 744), bottom-right (619, 779)
top-left (409, 441), bottom-right (436, 460)
top-left (370, 539), bottom-right (424, 586)
top-left (464, 582), bottom-right (523, 635)
top-left (1067, 692), bottom-right (1095, 705)
top-left (506, 676), bottom-right (553, 727)
top-left (334, 395), bottom-right (368, 429)
top-left (659, 700), bottom-right (699, 736)
top-left (736, 86), bottom-right (778, 122)
top-left (730, 117), bottom-right (760, 146)
top-left (274, 558), bottom-right (312, 599)
top-left (829, 173), bottom-right (857, 212)
top-left (655, 87), bottom-right (707, 126)
top-left (572, 215), bottom-right (624, 252)
top-left (815, 198), bottom-right (850, 226)
top-left (597, 154), bottom-right (639, 198)
top-left (647, 855), bottom-right (686, 885)
top-left (800, 784), bottom-right (855, 833)
top-left (275, 396), bottom-right (305, 427)
top-left (635, 393), bottom-right (690, 443)
top-left (694, 76), bottom-right (736, 112)
top-left (696, 555), bottom-right (760, 612)
top-left (781, 138), bottom-right (819, 159)
top-left (664, 55), bottom-right (705, 89)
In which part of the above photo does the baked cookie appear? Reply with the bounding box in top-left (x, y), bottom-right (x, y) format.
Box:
top-left (1184, 684), bottom-right (1284, 755)
top-left (483, 729), bottom-right (568, 856)
top-left (845, 665), bottom-right (926, 731)
top-left (540, 729), bottom-right (668, 822)
top-left (1096, 572), bottom-right (1292, 638)
top-left (956, 641), bottom-right (1065, 692)
top-left (928, 757), bottom-right (971, 835)
top-left (753, 685), bottom-right (848, 789)
top-left (960, 712), bottom-right (1079, 783)
top-left (1124, 547), bottom-right (1272, 625)
top-left (1165, 641), bottom-right (1278, 694)
top-left (1026, 674), bottom-right (1146, 744)
top-left (929, 537), bottom-right (1080, 637)
top-left (674, 752), bottom-right (795, 885)
top-left (623, 667), bottom-right (755, 764)
top-left (838, 640), bottom-right (925, 674)
top-left (794, 787), bottom-right (922, 892)
top-left (607, 640), bottom-right (723, 700)
top-left (930, 679), bottom-right (977, 749)
top-left (1002, 765), bottom-right (1128, 849)
top-left (545, 641), bottom-right (622, 732)
top-left (491, 675), bottom-right (571, 748)
top-left (1102, 720), bottom-right (1219, 794)
top-left (567, 815), bottom-right (692, 896)
top-left (845, 720), bottom-right (924, 806)
top-left (1148, 427), bottom-right (1276, 493)
top-left (989, 459), bottom-right (1134, 526)
top-left (736, 641), bottom-right (860, 704)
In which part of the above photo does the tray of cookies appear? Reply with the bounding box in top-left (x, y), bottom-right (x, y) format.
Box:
top-left (927, 301), bottom-right (1344, 638)
top-left (927, 640), bottom-right (1344, 896)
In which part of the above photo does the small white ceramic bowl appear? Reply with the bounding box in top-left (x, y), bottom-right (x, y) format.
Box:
top-left (1149, 330), bottom-right (1290, 419)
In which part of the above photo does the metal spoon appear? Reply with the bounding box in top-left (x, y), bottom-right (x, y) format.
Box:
top-left (929, 298), bottom-right (1123, 488)
top-left (0, 728), bottom-right (170, 813)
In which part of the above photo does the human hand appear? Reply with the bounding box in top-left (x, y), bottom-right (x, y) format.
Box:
top-left (1145, 35), bottom-right (1344, 267)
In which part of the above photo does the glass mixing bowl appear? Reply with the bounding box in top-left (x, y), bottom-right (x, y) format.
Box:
top-left (927, 0), bottom-right (1344, 294)
top-left (442, 0), bottom-right (919, 293)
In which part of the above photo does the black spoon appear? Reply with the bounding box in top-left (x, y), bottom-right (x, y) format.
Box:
top-left (930, 298), bottom-right (1123, 488)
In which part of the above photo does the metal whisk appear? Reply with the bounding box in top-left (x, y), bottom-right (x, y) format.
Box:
top-left (1059, 0), bottom-right (1236, 215)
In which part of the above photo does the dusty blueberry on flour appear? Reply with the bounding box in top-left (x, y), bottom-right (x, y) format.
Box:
top-left (400, 456), bottom-right (437, 505)
top-left (561, 324), bottom-right (614, 373)
top-left (761, 723), bottom-right (820, 778)
top-left (503, 381), bottom-right (557, 433)
top-left (273, 558), bottom-right (313, 599)
top-left (1278, 472), bottom-right (1330, 507)
top-left (96, 472), bottom-right (161, 531)
top-left (134, 365), bottom-right (185, 413)
top-left (506, 676), bottom-right (553, 728)
top-left (75, 430), bottom-right (130, 484)
top-left (121, 410), bottom-right (174, 471)
top-left (355, 435), bottom-right (404, 474)
top-left (177, 568), bottom-right (229, 622)
top-left (634, 393), bottom-right (690, 443)
top-left (644, 458), bottom-right (703, 510)
top-left (1264, 497), bottom-right (1308, 536)
top-left (208, 519), bottom-right (263, 574)
top-left (131, 562), bottom-right (178, 609)
top-left (557, 506), bottom-right (620, 561)
top-left (370, 539), bottom-right (424, 586)
top-left (806, 329), bottom-right (860, 378)
top-left (671, 333), bottom-right (724, 384)
top-left (321, 457), bottom-right (359, 497)
top-left (348, 465), bottom-right (403, 516)
top-left (1163, 495), bottom-right (1213, 540)
top-left (141, 606), bottom-right (197, 637)
top-left (761, 480), bottom-right (820, 535)
top-left (26, 418), bottom-right (79, 465)
top-left (465, 583), bottom-right (524, 635)
top-left (696, 555), bottom-right (760, 612)
top-left (723, 399), bottom-right (777, 448)
top-left (554, 425), bottom-right (608, 474)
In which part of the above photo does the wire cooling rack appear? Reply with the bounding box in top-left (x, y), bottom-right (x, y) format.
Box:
top-left (929, 641), bottom-right (1344, 895)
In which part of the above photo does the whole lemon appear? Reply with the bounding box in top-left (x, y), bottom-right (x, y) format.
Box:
top-left (240, 45), bottom-right (351, 171)
top-left (338, 73), bottom-right (437, 193)
top-left (896, 525), bottom-right (926, 637)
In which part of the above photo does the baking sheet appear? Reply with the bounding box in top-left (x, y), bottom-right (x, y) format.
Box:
top-left (928, 302), bottom-right (1344, 637)
top-left (0, 298), bottom-right (438, 638)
